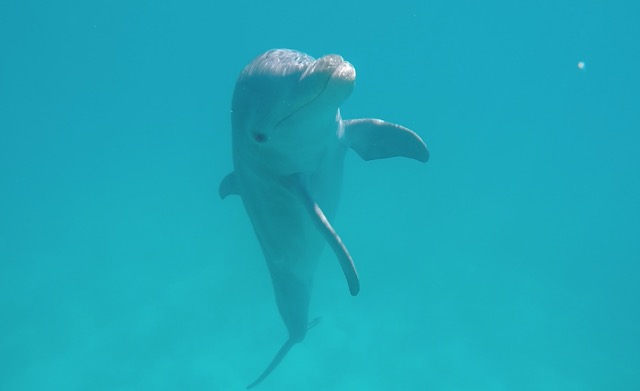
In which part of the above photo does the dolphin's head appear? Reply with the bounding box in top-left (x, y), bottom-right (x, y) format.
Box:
top-left (231, 49), bottom-right (356, 174)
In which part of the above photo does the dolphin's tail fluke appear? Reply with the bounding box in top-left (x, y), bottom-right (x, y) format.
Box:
top-left (246, 338), bottom-right (297, 389)
top-left (246, 318), bottom-right (320, 389)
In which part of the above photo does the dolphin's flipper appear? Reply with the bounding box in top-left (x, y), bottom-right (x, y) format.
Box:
top-left (219, 172), bottom-right (239, 199)
top-left (290, 175), bottom-right (360, 296)
top-left (309, 201), bottom-right (360, 296)
top-left (343, 118), bottom-right (430, 163)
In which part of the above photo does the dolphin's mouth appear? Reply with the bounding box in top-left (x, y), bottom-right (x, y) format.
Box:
top-left (273, 81), bottom-right (328, 129)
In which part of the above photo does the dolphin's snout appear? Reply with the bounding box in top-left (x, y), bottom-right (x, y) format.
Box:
top-left (302, 54), bottom-right (344, 78)
top-left (300, 54), bottom-right (354, 83)
top-left (295, 55), bottom-right (355, 110)
top-left (332, 61), bottom-right (355, 83)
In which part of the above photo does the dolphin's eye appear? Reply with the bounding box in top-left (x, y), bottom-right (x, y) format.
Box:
top-left (253, 132), bottom-right (267, 143)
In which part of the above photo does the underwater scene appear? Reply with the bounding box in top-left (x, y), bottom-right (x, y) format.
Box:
top-left (1, 1), bottom-right (638, 390)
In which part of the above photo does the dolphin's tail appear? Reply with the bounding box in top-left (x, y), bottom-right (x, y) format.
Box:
top-left (246, 338), bottom-right (297, 389)
top-left (246, 318), bottom-right (320, 389)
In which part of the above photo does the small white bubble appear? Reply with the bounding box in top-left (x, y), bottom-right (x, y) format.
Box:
top-left (577, 61), bottom-right (585, 70)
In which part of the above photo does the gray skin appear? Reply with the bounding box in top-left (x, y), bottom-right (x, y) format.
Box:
top-left (220, 49), bottom-right (429, 388)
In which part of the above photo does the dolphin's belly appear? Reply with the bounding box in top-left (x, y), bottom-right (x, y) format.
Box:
top-left (239, 174), bottom-right (326, 281)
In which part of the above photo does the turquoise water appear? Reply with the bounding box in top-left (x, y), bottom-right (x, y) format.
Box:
top-left (1, 1), bottom-right (638, 390)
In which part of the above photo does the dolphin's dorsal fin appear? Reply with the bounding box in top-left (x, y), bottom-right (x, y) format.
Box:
top-left (219, 172), bottom-right (239, 199)
top-left (343, 118), bottom-right (430, 162)
top-left (290, 175), bottom-right (360, 296)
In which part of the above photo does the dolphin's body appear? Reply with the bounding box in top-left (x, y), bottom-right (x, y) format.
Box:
top-left (219, 49), bottom-right (429, 388)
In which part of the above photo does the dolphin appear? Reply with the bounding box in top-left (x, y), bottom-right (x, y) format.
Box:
top-left (219, 49), bottom-right (429, 388)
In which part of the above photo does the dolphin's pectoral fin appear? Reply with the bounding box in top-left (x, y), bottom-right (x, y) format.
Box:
top-left (290, 175), bottom-right (360, 296)
top-left (246, 338), bottom-right (297, 389)
top-left (219, 172), bottom-right (240, 199)
top-left (310, 202), bottom-right (360, 295)
top-left (343, 118), bottom-right (430, 163)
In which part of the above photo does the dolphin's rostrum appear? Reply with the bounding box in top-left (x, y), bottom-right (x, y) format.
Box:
top-left (219, 49), bottom-right (429, 388)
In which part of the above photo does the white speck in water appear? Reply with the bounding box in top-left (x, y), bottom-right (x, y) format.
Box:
top-left (577, 61), bottom-right (585, 70)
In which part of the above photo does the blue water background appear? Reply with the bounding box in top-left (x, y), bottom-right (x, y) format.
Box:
top-left (1, 1), bottom-right (638, 390)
